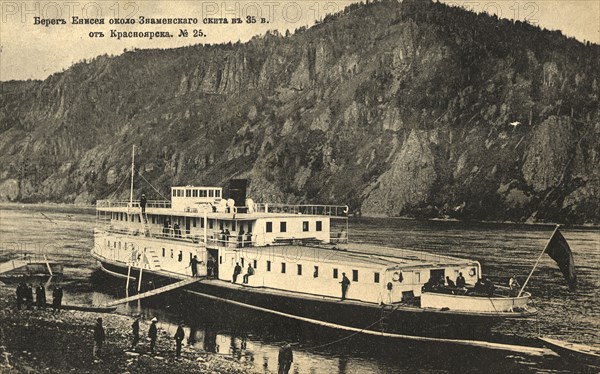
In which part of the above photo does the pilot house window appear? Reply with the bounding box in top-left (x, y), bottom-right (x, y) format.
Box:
top-left (303, 221), bottom-right (309, 232)
top-left (316, 221), bottom-right (322, 231)
top-left (266, 222), bottom-right (273, 233)
top-left (280, 222), bottom-right (287, 232)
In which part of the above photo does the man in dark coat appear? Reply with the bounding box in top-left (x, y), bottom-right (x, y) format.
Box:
top-left (131, 315), bottom-right (140, 349)
top-left (149, 317), bottom-right (158, 355)
top-left (189, 255), bottom-right (199, 277)
top-left (36, 284), bottom-right (46, 309)
top-left (232, 262), bottom-right (242, 283)
top-left (140, 193), bottom-right (147, 215)
top-left (52, 286), bottom-right (63, 311)
top-left (16, 281), bottom-right (25, 310)
top-left (446, 276), bottom-right (456, 288)
top-left (278, 342), bottom-right (293, 374)
top-left (174, 321), bottom-right (185, 357)
top-left (456, 272), bottom-right (466, 288)
top-left (93, 317), bottom-right (105, 359)
top-left (340, 273), bottom-right (351, 300)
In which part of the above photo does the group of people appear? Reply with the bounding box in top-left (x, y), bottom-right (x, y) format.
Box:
top-left (93, 315), bottom-right (187, 360)
top-left (421, 272), bottom-right (520, 297)
top-left (162, 220), bottom-right (182, 238)
top-left (231, 262), bottom-right (255, 284)
top-left (15, 281), bottom-right (63, 311)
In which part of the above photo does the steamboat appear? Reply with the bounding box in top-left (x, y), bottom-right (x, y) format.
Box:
top-left (92, 178), bottom-right (536, 339)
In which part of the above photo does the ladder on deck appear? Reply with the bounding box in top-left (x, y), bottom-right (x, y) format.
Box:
top-left (140, 211), bottom-right (151, 237)
top-left (146, 249), bottom-right (161, 270)
top-left (104, 277), bottom-right (201, 307)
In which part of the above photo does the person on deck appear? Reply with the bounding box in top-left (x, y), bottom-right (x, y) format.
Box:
top-left (340, 273), bottom-right (351, 300)
top-left (509, 275), bottom-right (520, 293)
top-left (242, 264), bottom-right (255, 284)
top-left (93, 317), bottom-right (105, 360)
top-left (446, 276), bottom-right (456, 288)
top-left (149, 317), bottom-right (158, 355)
top-left (131, 315), bottom-right (140, 350)
top-left (456, 272), bottom-right (466, 288)
top-left (278, 342), bottom-right (293, 374)
top-left (189, 255), bottom-right (199, 277)
top-left (174, 223), bottom-right (181, 238)
top-left (232, 262), bottom-right (242, 283)
top-left (174, 321), bottom-right (185, 357)
top-left (140, 193), bottom-right (147, 216)
top-left (207, 257), bottom-right (215, 278)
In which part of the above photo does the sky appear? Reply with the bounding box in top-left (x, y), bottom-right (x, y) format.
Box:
top-left (0, 0), bottom-right (599, 81)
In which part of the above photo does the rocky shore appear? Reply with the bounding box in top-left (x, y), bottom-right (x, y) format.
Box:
top-left (0, 285), bottom-right (254, 373)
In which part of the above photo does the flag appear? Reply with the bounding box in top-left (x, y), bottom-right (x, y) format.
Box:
top-left (545, 229), bottom-right (577, 289)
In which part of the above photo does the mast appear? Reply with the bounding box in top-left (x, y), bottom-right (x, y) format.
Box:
top-left (129, 145), bottom-right (136, 206)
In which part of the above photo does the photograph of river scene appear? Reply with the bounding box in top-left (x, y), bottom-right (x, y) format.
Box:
top-left (1, 203), bottom-right (597, 373)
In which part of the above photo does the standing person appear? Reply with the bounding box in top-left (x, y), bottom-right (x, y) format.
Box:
top-left (52, 286), bottom-right (60, 311)
top-left (148, 317), bottom-right (158, 355)
top-left (206, 257), bottom-right (214, 278)
top-left (446, 276), bottom-right (456, 288)
top-left (340, 273), bottom-right (351, 300)
top-left (26, 284), bottom-right (33, 310)
top-left (232, 262), bottom-right (242, 283)
top-left (93, 318), bottom-right (105, 360)
top-left (174, 321), bottom-right (185, 358)
top-left (131, 315), bottom-right (140, 350)
top-left (16, 281), bottom-right (25, 310)
top-left (36, 284), bottom-right (46, 309)
top-left (278, 342), bottom-right (293, 374)
top-left (242, 263), bottom-right (254, 284)
top-left (140, 193), bottom-right (147, 215)
top-left (189, 255), bottom-right (199, 277)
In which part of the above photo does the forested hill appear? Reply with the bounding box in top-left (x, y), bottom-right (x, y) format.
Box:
top-left (1, 0), bottom-right (599, 223)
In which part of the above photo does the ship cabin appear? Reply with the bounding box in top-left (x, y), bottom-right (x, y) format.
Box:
top-left (95, 184), bottom-right (481, 305)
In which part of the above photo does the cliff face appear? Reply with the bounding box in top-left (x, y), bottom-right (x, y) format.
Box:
top-left (1, 0), bottom-right (599, 223)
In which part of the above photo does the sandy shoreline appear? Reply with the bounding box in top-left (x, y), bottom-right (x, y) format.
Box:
top-left (0, 285), bottom-right (255, 373)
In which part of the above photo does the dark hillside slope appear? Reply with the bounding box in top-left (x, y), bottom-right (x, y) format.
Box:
top-left (1, 0), bottom-right (599, 223)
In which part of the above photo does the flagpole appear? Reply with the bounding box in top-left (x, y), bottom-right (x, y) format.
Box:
top-left (517, 225), bottom-right (560, 297)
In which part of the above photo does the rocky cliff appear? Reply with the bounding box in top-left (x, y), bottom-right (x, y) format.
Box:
top-left (1, 0), bottom-right (599, 223)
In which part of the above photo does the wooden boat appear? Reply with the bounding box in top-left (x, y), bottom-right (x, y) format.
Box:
top-left (539, 337), bottom-right (600, 367)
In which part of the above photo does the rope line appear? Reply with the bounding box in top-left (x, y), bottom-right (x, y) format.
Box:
top-left (134, 167), bottom-right (169, 200)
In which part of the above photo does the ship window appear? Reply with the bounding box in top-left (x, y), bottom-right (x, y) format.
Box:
top-left (178, 251), bottom-right (183, 262)
top-left (316, 221), bottom-right (322, 231)
top-left (200, 218), bottom-right (204, 228)
top-left (303, 221), bottom-right (309, 232)
top-left (414, 272), bottom-right (421, 283)
top-left (220, 221), bottom-right (224, 230)
top-left (192, 218), bottom-right (197, 228)
top-left (352, 270), bottom-right (358, 282)
top-left (151, 215), bottom-right (155, 224)
top-left (266, 222), bottom-right (273, 233)
top-left (193, 189), bottom-right (198, 197)
top-left (118, 242), bottom-right (121, 250)
top-left (241, 258), bottom-right (244, 267)
top-left (281, 263), bottom-right (286, 273)
top-left (280, 222), bottom-right (287, 232)
top-left (253, 260), bottom-right (257, 269)
top-left (232, 221), bottom-right (236, 231)
top-left (374, 272), bottom-right (380, 283)
top-left (209, 220), bottom-right (213, 229)
top-left (114, 242), bottom-right (116, 249)
top-left (314, 266), bottom-right (319, 278)
top-left (219, 256), bottom-right (222, 264)
top-left (186, 189), bottom-right (191, 197)
top-left (216, 190), bottom-right (221, 198)
top-left (267, 261), bottom-right (271, 271)
top-left (162, 248), bottom-right (165, 257)
top-left (173, 189), bottom-right (176, 197)
top-left (209, 190), bottom-right (214, 197)
top-left (170, 249), bottom-right (174, 259)
top-left (247, 223), bottom-right (252, 233)
top-left (333, 268), bottom-right (339, 279)
top-left (297, 264), bottom-right (302, 275)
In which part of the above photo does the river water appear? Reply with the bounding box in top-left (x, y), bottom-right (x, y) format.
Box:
top-left (1, 203), bottom-right (598, 373)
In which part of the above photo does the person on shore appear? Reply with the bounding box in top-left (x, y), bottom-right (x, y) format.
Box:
top-left (149, 317), bottom-right (158, 355)
top-left (189, 255), bottom-right (199, 277)
top-left (242, 263), bottom-right (255, 284)
top-left (174, 321), bottom-right (185, 358)
top-left (278, 342), bottom-right (293, 374)
top-left (131, 315), bottom-right (141, 350)
top-left (232, 262), bottom-right (242, 283)
top-left (16, 281), bottom-right (26, 310)
top-left (93, 317), bottom-right (105, 360)
top-left (36, 284), bottom-right (46, 309)
top-left (52, 285), bottom-right (63, 312)
top-left (26, 284), bottom-right (33, 309)
top-left (340, 273), bottom-right (350, 300)
top-left (140, 193), bottom-right (147, 215)
top-left (456, 272), bottom-right (466, 288)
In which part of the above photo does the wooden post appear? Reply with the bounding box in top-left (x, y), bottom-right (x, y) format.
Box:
top-left (43, 255), bottom-right (53, 276)
top-left (517, 225), bottom-right (559, 297)
top-left (137, 267), bottom-right (143, 292)
top-left (125, 265), bottom-right (132, 297)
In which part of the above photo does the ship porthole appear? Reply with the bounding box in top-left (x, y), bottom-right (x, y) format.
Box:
top-left (469, 268), bottom-right (476, 277)
top-left (387, 282), bottom-right (393, 290)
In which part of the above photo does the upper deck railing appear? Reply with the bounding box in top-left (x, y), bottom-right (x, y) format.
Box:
top-left (254, 204), bottom-right (348, 217)
top-left (96, 200), bottom-right (172, 209)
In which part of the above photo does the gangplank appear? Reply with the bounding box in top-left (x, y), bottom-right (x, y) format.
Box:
top-left (104, 277), bottom-right (201, 307)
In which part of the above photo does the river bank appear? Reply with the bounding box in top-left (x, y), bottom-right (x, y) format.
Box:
top-left (0, 285), bottom-right (254, 373)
